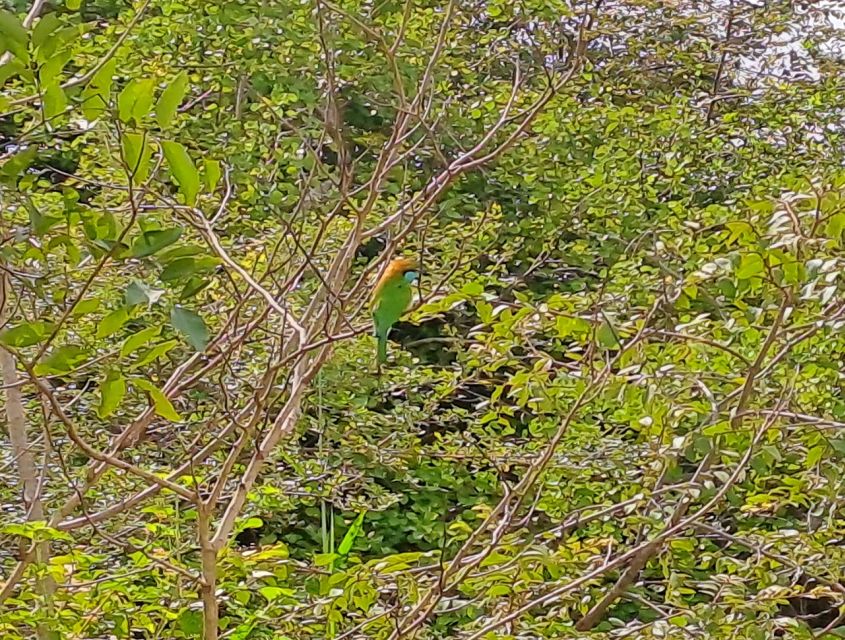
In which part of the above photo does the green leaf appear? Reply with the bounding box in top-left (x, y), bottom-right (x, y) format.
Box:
top-left (160, 256), bottom-right (218, 282)
top-left (806, 445), bottom-right (825, 469)
top-left (0, 10), bottom-right (29, 61)
top-left (121, 133), bottom-right (153, 185)
top-left (0, 321), bottom-right (54, 347)
top-left (39, 51), bottom-right (71, 84)
top-left (81, 58), bottom-right (116, 121)
top-left (131, 227), bottom-right (182, 258)
top-left (241, 516), bottom-right (263, 530)
top-left (130, 340), bottom-right (178, 369)
top-left (66, 0), bottom-right (82, 9)
top-left (121, 326), bottom-right (161, 358)
top-left (1, 146), bottom-right (38, 183)
top-left (259, 586), bottom-right (290, 602)
top-left (160, 257), bottom-right (198, 282)
top-left (155, 72), bottom-right (188, 128)
top-left (177, 610), bottom-right (202, 636)
top-left (34, 345), bottom-right (88, 375)
top-left (32, 13), bottom-right (61, 49)
top-left (170, 306), bottom-right (209, 351)
top-left (0, 59), bottom-right (25, 84)
top-left (736, 253), bottom-right (764, 279)
top-left (42, 81), bottom-right (67, 119)
top-left (125, 280), bottom-right (164, 307)
top-left (461, 282), bottom-right (484, 296)
top-left (125, 281), bottom-right (149, 307)
top-left (830, 438), bottom-right (845, 457)
top-left (117, 78), bottom-right (156, 124)
top-left (338, 511), bottom-right (366, 555)
top-left (134, 378), bottom-right (182, 422)
top-left (97, 308), bottom-right (130, 338)
top-left (25, 197), bottom-right (60, 235)
top-left (71, 298), bottom-right (100, 316)
top-left (162, 141), bottom-right (200, 205)
top-left (596, 320), bottom-right (620, 349)
top-left (180, 277), bottom-right (210, 300)
top-left (97, 370), bottom-right (126, 418)
top-left (204, 159), bottom-right (221, 192)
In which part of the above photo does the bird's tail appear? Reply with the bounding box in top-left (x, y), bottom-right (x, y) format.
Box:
top-left (376, 333), bottom-right (388, 364)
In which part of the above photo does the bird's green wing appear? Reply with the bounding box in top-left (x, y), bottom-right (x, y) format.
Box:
top-left (372, 279), bottom-right (412, 362)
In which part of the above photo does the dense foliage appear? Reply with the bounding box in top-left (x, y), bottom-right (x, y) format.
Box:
top-left (2, 0), bottom-right (845, 638)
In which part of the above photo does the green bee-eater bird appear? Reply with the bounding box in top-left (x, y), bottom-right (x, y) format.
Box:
top-left (371, 257), bottom-right (419, 364)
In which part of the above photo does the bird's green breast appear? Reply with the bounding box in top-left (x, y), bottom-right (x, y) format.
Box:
top-left (372, 278), bottom-right (412, 333)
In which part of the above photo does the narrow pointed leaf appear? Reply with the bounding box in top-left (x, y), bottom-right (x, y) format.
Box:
top-left (120, 326), bottom-right (162, 358)
top-left (203, 159), bottom-right (221, 192)
top-left (162, 141), bottom-right (200, 205)
top-left (338, 511), bottom-right (366, 556)
top-left (155, 72), bottom-right (188, 128)
top-left (42, 81), bottom-right (67, 119)
top-left (121, 133), bottom-right (153, 185)
top-left (134, 378), bottom-right (182, 422)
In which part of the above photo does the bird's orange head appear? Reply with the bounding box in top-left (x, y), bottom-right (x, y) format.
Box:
top-left (383, 257), bottom-right (418, 281)
top-left (373, 257), bottom-right (419, 300)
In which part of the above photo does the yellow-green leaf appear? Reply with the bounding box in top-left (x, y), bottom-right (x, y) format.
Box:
top-left (121, 132), bottom-right (153, 185)
top-left (338, 511), bottom-right (366, 555)
top-left (203, 159), bottom-right (221, 192)
top-left (117, 78), bottom-right (155, 124)
top-left (81, 58), bottom-right (116, 121)
top-left (134, 378), bottom-right (182, 422)
top-left (155, 72), bottom-right (188, 128)
top-left (97, 370), bottom-right (126, 418)
top-left (596, 320), bottom-right (620, 349)
top-left (806, 445), bottom-right (825, 469)
top-left (97, 308), bottom-right (130, 338)
top-left (0, 10), bottom-right (29, 62)
top-left (162, 141), bottom-right (200, 205)
top-left (32, 13), bottom-right (61, 49)
top-left (736, 253), bottom-right (764, 279)
top-left (120, 326), bottom-right (161, 358)
top-left (130, 340), bottom-right (178, 369)
top-left (42, 82), bottom-right (66, 119)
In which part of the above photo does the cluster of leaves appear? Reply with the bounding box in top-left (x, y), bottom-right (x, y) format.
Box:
top-left (2, 0), bottom-right (845, 639)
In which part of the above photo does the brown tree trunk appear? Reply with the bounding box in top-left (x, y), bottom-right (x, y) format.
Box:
top-left (1, 272), bottom-right (54, 639)
top-left (198, 508), bottom-right (219, 640)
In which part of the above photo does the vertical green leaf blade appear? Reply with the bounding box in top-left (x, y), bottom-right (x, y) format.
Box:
top-left (203, 159), bottom-right (221, 192)
top-left (97, 370), bottom-right (126, 418)
top-left (121, 133), bottom-right (153, 184)
top-left (162, 141), bottom-right (200, 205)
top-left (155, 72), bottom-right (188, 128)
top-left (81, 58), bottom-right (116, 121)
top-left (337, 511), bottom-right (366, 555)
